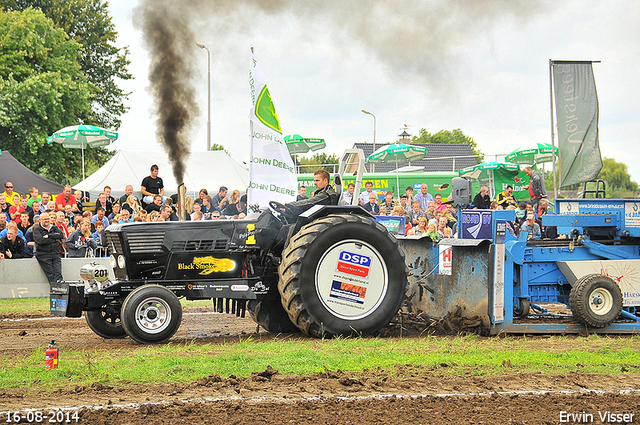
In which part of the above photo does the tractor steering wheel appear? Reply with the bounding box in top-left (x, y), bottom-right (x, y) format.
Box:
top-left (268, 201), bottom-right (288, 225)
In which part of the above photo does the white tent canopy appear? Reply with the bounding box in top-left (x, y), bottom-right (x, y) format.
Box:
top-left (75, 150), bottom-right (249, 201)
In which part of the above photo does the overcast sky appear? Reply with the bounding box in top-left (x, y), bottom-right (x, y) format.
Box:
top-left (106, 0), bottom-right (640, 185)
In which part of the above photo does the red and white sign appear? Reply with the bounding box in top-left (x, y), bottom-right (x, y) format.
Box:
top-left (439, 245), bottom-right (452, 275)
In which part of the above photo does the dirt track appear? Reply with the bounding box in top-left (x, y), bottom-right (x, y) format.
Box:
top-left (2, 307), bottom-right (640, 424)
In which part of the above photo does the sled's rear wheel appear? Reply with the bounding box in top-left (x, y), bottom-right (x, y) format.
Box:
top-left (514, 298), bottom-right (530, 319)
top-left (570, 274), bottom-right (622, 328)
top-left (278, 213), bottom-right (407, 337)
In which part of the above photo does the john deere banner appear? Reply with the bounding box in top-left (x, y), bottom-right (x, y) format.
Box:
top-left (552, 61), bottom-right (602, 187)
top-left (248, 51), bottom-right (297, 207)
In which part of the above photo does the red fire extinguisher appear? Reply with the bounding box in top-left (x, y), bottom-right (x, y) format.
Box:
top-left (45, 340), bottom-right (58, 370)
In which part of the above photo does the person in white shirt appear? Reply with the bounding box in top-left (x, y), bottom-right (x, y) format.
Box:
top-left (341, 183), bottom-right (356, 205)
top-left (358, 181), bottom-right (377, 205)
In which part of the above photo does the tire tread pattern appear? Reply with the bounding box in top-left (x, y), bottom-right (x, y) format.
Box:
top-left (278, 213), bottom-right (407, 338)
top-left (247, 299), bottom-right (299, 334)
top-left (569, 274), bottom-right (623, 328)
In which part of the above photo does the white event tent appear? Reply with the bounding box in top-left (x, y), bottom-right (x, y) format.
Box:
top-left (75, 150), bottom-right (249, 201)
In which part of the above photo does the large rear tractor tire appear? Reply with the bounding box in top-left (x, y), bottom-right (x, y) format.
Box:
top-left (85, 301), bottom-right (127, 339)
top-left (278, 213), bottom-right (408, 337)
top-left (121, 285), bottom-right (182, 344)
top-left (569, 274), bottom-right (623, 328)
top-left (247, 298), bottom-right (300, 333)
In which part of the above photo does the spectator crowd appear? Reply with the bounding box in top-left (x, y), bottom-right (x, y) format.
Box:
top-left (0, 164), bottom-right (250, 282)
top-left (329, 164), bottom-right (552, 242)
top-left (0, 163), bottom-right (550, 282)
top-left (332, 180), bottom-right (459, 241)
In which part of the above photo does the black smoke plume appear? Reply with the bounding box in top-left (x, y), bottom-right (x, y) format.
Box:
top-left (133, 0), bottom-right (550, 178)
top-left (135, 0), bottom-right (199, 184)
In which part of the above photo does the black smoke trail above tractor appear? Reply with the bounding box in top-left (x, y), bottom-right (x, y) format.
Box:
top-left (136, 0), bottom-right (199, 183)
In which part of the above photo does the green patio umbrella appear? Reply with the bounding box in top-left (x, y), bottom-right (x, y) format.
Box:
top-left (284, 134), bottom-right (326, 154)
top-left (367, 143), bottom-right (428, 198)
top-left (459, 161), bottom-right (520, 199)
top-left (284, 134), bottom-right (326, 173)
top-left (47, 124), bottom-right (118, 181)
top-left (505, 142), bottom-right (558, 165)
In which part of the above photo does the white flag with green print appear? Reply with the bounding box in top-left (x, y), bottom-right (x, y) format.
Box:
top-left (248, 51), bottom-right (297, 208)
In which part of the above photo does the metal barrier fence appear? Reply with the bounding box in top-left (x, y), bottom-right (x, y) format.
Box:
top-left (60, 246), bottom-right (110, 259)
top-left (0, 257), bottom-right (114, 299)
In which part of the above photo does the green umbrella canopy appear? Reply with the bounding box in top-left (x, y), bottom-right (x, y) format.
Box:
top-left (458, 161), bottom-right (520, 181)
top-left (284, 134), bottom-right (326, 154)
top-left (47, 124), bottom-right (118, 181)
top-left (367, 143), bottom-right (427, 163)
top-left (47, 124), bottom-right (118, 148)
top-left (459, 161), bottom-right (521, 200)
top-left (367, 143), bottom-right (427, 198)
top-left (505, 142), bottom-right (558, 165)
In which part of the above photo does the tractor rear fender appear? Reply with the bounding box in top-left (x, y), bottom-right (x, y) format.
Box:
top-left (290, 205), bottom-right (371, 236)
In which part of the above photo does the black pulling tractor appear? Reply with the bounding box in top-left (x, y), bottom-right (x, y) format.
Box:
top-left (50, 171), bottom-right (408, 344)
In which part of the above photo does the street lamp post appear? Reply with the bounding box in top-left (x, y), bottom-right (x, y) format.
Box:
top-left (196, 41), bottom-right (211, 152)
top-left (361, 109), bottom-right (376, 172)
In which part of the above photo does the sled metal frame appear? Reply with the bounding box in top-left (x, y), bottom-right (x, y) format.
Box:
top-left (487, 198), bottom-right (640, 335)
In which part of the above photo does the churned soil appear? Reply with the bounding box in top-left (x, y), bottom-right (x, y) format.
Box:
top-left (1, 307), bottom-right (640, 424)
top-left (0, 305), bottom-right (259, 358)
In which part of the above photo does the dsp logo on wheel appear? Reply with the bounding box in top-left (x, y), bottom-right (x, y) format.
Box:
top-left (336, 251), bottom-right (371, 278)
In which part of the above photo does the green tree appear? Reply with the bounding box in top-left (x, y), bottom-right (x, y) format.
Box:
top-left (597, 157), bottom-right (638, 196)
top-left (412, 128), bottom-right (483, 163)
top-left (0, 8), bottom-right (112, 183)
top-left (297, 153), bottom-right (340, 174)
top-left (210, 143), bottom-right (230, 155)
top-left (554, 157), bottom-right (638, 198)
top-left (1, 0), bottom-right (132, 129)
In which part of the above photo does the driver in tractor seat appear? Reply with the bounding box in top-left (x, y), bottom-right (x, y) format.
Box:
top-left (278, 170), bottom-right (338, 221)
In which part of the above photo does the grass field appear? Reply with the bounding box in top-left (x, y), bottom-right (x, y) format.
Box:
top-left (2, 333), bottom-right (640, 390)
top-left (2, 298), bottom-right (639, 392)
top-left (0, 297), bottom-right (50, 314)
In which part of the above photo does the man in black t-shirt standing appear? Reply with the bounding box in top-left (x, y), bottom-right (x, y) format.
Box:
top-left (141, 164), bottom-right (166, 204)
top-left (33, 213), bottom-right (64, 283)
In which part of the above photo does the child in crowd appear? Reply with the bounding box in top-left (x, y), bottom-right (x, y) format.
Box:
top-left (525, 202), bottom-right (535, 219)
top-left (425, 202), bottom-right (436, 221)
top-left (92, 220), bottom-right (105, 244)
top-left (425, 223), bottom-right (440, 242)
top-left (515, 202), bottom-right (527, 226)
top-left (108, 202), bottom-right (121, 221)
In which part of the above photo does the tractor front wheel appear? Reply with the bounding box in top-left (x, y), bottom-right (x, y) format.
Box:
top-left (121, 285), bottom-right (182, 344)
top-left (85, 301), bottom-right (127, 339)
